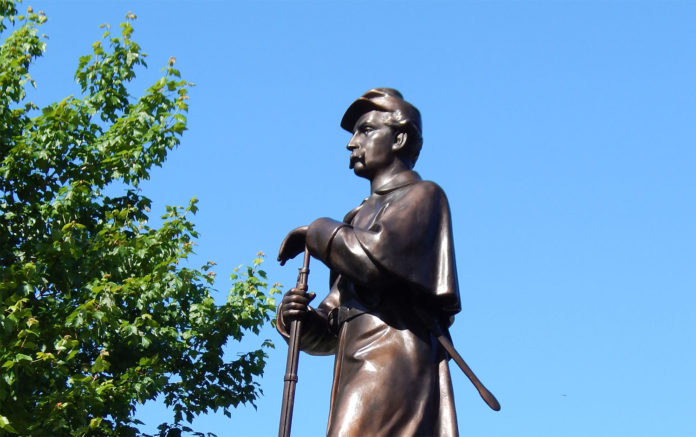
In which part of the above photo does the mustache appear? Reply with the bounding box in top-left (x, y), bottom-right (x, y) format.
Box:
top-left (349, 153), bottom-right (363, 169)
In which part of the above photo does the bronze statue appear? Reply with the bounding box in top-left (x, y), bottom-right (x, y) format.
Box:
top-left (277, 88), bottom-right (498, 437)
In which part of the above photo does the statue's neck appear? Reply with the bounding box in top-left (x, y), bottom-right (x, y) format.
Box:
top-left (370, 159), bottom-right (411, 194)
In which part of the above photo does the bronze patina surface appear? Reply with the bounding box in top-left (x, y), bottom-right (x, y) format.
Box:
top-left (277, 88), bottom-right (497, 437)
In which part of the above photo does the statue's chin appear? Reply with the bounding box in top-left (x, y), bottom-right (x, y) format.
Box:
top-left (352, 164), bottom-right (369, 179)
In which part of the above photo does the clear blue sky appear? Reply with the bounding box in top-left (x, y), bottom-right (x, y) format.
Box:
top-left (20, 1), bottom-right (696, 436)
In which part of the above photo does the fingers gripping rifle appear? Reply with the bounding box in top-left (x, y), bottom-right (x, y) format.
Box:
top-left (278, 248), bottom-right (310, 437)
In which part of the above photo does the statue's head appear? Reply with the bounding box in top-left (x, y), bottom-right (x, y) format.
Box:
top-left (341, 88), bottom-right (423, 169)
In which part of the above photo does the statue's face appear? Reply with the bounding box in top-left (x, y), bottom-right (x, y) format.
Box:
top-left (347, 110), bottom-right (396, 179)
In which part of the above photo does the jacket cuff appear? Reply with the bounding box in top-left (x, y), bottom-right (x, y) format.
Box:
top-left (306, 217), bottom-right (348, 263)
top-left (275, 302), bottom-right (290, 340)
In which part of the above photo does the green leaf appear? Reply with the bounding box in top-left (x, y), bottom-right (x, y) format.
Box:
top-left (90, 354), bottom-right (110, 373)
top-left (0, 415), bottom-right (19, 434)
top-left (14, 354), bottom-right (32, 362)
top-left (89, 417), bottom-right (102, 429)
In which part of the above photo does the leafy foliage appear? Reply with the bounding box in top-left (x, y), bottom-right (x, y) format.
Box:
top-left (0, 3), bottom-right (278, 435)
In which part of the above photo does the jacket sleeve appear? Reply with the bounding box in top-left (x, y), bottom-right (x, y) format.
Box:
top-left (305, 181), bottom-right (461, 316)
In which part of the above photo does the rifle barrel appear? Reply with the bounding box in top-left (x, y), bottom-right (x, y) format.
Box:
top-left (278, 248), bottom-right (311, 437)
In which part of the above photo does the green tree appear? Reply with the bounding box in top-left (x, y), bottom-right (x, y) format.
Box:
top-left (0, 2), bottom-right (278, 435)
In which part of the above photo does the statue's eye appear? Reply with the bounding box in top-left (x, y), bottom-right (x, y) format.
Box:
top-left (362, 125), bottom-right (374, 133)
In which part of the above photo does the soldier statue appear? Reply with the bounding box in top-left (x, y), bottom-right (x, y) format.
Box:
top-left (277, 88), bottom-right (471, 436)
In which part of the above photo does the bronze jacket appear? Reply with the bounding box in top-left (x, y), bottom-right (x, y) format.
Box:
top-left (277, 170), bottom-right (461, 436)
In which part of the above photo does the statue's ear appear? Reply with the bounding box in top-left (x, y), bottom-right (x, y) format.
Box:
top-left (393, 132), bottom-right (407, 152)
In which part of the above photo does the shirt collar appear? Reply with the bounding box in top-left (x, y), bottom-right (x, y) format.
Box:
top-left (374, 170), bottom-right (422, 194)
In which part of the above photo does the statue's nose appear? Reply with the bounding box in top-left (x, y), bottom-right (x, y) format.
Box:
top-left (346, 138), bottom-right (358, 151)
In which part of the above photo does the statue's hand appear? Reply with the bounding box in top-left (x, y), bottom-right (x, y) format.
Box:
top-left (281, 287), bottom-right (316, 323)
top-left (277, 225), bottom-right (309, 266)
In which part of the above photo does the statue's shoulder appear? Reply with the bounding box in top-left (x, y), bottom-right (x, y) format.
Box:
top-left (390, 180), bottom-right (449, 214)
top-left (409, 179), bottom-right (448, 199)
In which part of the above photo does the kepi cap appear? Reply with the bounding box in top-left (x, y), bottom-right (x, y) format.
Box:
top-left (341, 88), bottom-right (422, 135)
